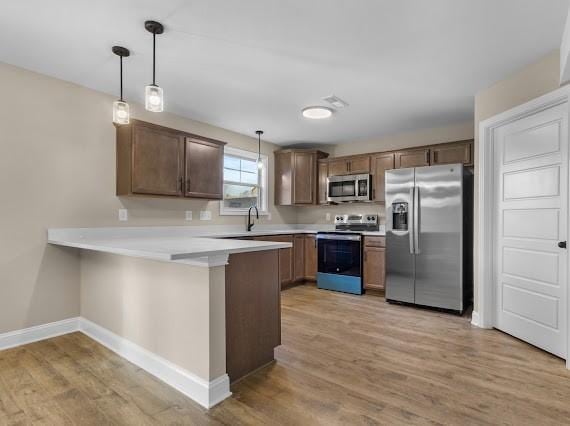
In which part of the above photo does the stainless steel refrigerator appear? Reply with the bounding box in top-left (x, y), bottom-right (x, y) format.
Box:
top-left (385, 163), bottom-right (473, 313)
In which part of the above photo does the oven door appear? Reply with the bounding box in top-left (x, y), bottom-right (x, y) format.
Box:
top-left (317, 233), bottom-right (363, 294)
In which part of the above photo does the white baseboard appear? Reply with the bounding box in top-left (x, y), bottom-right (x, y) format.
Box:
top-left (0, 317), bottom-right (231, 409)
top-left (471, 311), bottom-right (481, 327)
top-left (0, 317), bottom-right (80, 351)
top-left (79, 318), bottom-right (231, 409)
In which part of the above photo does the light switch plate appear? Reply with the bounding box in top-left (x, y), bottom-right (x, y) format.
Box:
top-left (326, 213), bottom-right (331, 221)
top-left (119, 209), bottom-right (128, 221)
top-left (199, 210), bottom-right (212, 221)
top-left (185, 211), bottom-right (193, 221)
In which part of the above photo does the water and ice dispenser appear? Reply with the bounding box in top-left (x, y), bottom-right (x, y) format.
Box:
top-left (392, 202), bottom-right (409, 231)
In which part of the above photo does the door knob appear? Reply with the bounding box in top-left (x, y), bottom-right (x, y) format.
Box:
top-left (558, 241), bottom-right (567, 249)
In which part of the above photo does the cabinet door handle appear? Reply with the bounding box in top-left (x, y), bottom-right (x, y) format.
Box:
top-left (186, 179), bottom-right (191, 190)
top-left (425, 151), bottom-right (430, 163)
top-left (179, 177), bottom-right (184, 193)
top-left (433, 151), bottom-right (438, 163)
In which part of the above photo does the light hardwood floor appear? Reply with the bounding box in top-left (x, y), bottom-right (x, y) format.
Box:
top-left (1, 283), bottom-right (570, 425)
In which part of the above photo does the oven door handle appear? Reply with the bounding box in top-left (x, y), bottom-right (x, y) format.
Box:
top-left (316, 234), bottom-right (361, 241)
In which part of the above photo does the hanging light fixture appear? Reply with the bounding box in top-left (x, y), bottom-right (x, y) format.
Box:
top-left (144, 20), bottom-right (164, 112)
top-left (255, 130), bottom-right (264, 170)
top-left (112, 46), bottom-right (130, 125)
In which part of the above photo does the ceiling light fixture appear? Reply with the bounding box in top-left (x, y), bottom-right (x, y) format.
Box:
top-left (144, 20), bottom-right (164, 112)
top-left (302, 106), bottom-right (333, 119)
top-left (112, 46), bottom-right (130, 125)
top-left (256, 130), bottom-right (264, 170)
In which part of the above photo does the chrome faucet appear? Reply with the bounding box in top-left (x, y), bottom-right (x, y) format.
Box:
top-left (247, 206), bottom-right (259, 231)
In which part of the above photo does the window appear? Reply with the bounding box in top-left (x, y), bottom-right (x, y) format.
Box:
top-left (220, 146), bottom-right (268, 215)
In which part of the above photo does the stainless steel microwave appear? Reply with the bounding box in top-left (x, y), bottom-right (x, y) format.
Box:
top-left (327, 174), bottom-right (372, 203)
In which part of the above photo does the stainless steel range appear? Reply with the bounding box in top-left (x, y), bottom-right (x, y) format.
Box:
top-left (316, 214), bottom-right (379, 295)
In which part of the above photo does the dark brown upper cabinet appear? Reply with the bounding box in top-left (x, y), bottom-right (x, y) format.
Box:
top-left (394, 148), bottom-right (430, 169)
top-left (327, 158), bottom-right (350, 176)
top-left (371, 152), bottom-right (395, 202)
top-left (430, 140), bottom-right (473, 166)
top-left (274, 149), bottom-right (328, 206)
top-left (326, 155), bottom-right (370, 176)
top-left (185, 137), bottom-right (224, 199)
top-left (293, 151), bottom-right (315, 204)
top-left (116, 119), bottom-right (225, 199)
top-left (347, 155), bottom-right (371, 174)
top-left (317, 160), bottom-right (329, 204)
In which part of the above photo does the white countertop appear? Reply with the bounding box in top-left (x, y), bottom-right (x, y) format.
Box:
top-left (47, 224), bottom-right (385, 263)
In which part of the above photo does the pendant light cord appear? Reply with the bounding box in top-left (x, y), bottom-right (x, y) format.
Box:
top-left (152, 32), bottom-right (156, 85)
top-left (119, 56), bottom-right (124, 102)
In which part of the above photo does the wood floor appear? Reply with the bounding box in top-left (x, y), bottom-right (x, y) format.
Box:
top-left (1, 283), bottom-right (570, 425)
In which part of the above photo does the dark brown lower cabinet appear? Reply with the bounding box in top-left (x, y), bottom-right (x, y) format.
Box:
top-left (255, 235), bottom-right (293, 287)
top-left (293, 235), bottom-right (305, 281)
top-left (253, 234), bottom-right (319, 286)
top-left (304, 235), bottom-right (317, 280)
top-left (363, 236), bottom-right (386, 291)
top-left (225, 250), bottom-right (281, 383)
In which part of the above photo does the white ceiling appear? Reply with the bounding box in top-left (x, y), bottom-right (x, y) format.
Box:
top-left (0, 0), bottom-right (567, 145)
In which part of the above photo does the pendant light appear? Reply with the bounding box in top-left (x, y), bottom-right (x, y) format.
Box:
top-left (255, 130), bottom-right (264, 170)
top-left (144, 20), bottom-right (164, 112)
top-left (112, 46), bottom-right (130, 125)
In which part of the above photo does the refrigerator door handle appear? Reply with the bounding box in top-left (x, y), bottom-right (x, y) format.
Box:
top-left (414, 186), bottom-right (420, 254)
top-left (409, 187), bottom-right (415, 254)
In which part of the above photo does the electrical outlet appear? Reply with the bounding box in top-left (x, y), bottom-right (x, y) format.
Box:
top-left (118, 209), bottom-right (128, 221)
top-left (185, 211), bottom-right (193, 221)
top-left (267, 212), bottom-right (272, 221)
top-left (199, 210), bottom-right (212, 221)
top-left (326, 212), bottom-right (331, 221)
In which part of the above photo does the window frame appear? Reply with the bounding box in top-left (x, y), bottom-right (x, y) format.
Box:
top-left (219, 146), bottom-right (269, 216)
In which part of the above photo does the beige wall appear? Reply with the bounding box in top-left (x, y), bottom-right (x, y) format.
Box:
top-left (472, 49), bottom-right (561, 311)
top-left (80, 252), bottom-right (226, 381)
top-left (296, 122), bottom-right (474, 225)
top-left (332, 121), bottom-right (474, 157)
top-left (0, 61), bottom-right (295, 334)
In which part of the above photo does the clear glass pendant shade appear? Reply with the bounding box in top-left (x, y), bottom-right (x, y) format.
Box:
top-left (112, 100), bottom-right (130, 125)
top-left (145, 85), bottom-right (164, 112)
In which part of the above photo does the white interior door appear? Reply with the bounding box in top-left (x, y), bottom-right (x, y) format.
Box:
top-left (493, 102), bottom-right (568, 359)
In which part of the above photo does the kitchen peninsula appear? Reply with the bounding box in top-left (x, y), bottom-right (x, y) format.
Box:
top-left (47, 226), bottom-right (295, 409)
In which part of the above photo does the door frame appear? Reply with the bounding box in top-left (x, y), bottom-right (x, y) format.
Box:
top-left (475, 85), bottom-right (570, 367)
